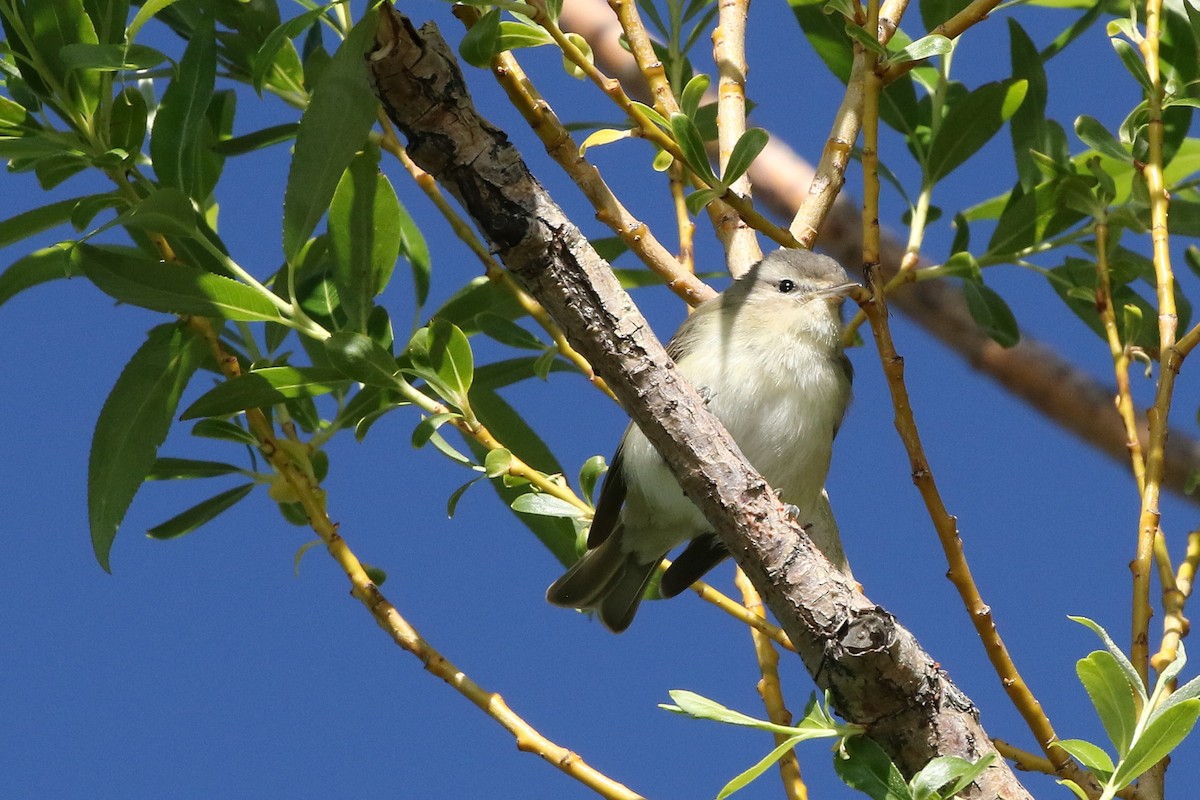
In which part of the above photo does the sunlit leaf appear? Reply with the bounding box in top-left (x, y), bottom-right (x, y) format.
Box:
top-left (833, 735), bottom-right (913, 800)
top-left (1077, 650), bottom-right (1139, 755)
top-left (721, 128), bottom-right (768, 186)
top-left (510, 492), bottom-right (587, 519)
top-left (328, 150), bottom-right (402, 331)
top-left (181, 366), bottom-right (348, 419)
top-left (459, 8), bottom-right (502, 68)
top-left (1110, 699), bottom-right (1200, 789)
top-left (73, 244), bottom-right (284, 322)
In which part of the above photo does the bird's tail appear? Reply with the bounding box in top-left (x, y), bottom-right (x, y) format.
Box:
top-left (546, 527), bottom-right (659, 633)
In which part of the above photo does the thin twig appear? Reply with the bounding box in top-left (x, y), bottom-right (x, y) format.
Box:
top-left (1131, 0), bottom-right (1177, 693)
top-left (712, 0), bottom-right (762, 275)
top-left (452, 6), bottom-right (715, 305)
top-left (516, 0), bottom-right (798, 247)
top-left (735, 569), bottom-right (808, 800)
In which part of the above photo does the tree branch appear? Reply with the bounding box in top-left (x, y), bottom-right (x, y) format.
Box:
top-left (557, 0), bottom-right (1200, 506)
top-left (368, 7), bottom-right (1033, 796)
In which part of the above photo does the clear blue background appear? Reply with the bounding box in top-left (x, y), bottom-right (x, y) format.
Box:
top-left (2, 1), bottom-right (1197, 798)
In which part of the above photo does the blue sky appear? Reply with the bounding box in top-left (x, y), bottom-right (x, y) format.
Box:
top-left (2, 1), bottom-right (1198, 798)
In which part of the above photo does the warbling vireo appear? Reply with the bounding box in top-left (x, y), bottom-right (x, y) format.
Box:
top-left (547, 248), bottom-right (857, 632)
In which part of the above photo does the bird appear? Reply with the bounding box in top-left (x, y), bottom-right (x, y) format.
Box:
top-left (546, 247), bottom-right (857, 632)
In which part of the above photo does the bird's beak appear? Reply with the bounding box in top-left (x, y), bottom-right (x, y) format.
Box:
top-left (820, 281), bottom-right (861, 298)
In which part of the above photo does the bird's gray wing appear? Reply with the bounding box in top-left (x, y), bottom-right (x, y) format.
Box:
top-left (587, 435), bottom-right (628, 548)
top-left (658, 534), bottom-right (728, 597)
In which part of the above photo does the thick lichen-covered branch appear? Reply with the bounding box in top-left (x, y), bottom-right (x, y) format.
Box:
top-left (368, 8), bottom-right (1035, 795)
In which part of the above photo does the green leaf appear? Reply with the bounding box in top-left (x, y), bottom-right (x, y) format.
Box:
top-left (1110, 37), bottom-right (1152, 91)
top-left (146, 483), bottom-right (255, 539)
top-left (150, 11), bottom-right (216, 197)
top-left (927, 81), bottom-right (1028, 182)
top-left (127, 0), bottom-right (185, 41)
top-left (446, 476), bottom-right (483, 518)
top-left (510, 492), bottom-right (587, 519)
top-left (630, 101), bottom-right (670, 131)
top-left (190, 418), bottom-right (258, 446)
top-left (412, 411), bottom-right (462, 449)
top-left (58, 42), bottom-right (169, 71)
top-left (1058, 779), bottom-right (1090, 800)
top-left (0, 243), bottom-right (80, 308)
top-left (394, 196), bottom-right (430, 309)
top-left (661, 690), bottom-right (801, 735)
top-left (1149, 651), bottom-right (1200, 725)
top-left (578, 455), bottom-right (607, 506)
top-left (328, 151), bottom-right (402, 331)
top-left (560, 32), bottom-right (591, 80)
top-left (406, 320), bottom-right (474, 404)
top-left (685, 188), bottom-right (720, 215)
top-left (843, 22), bottom-right (887, 58)
top-left (910, 754), bottom-right (995, 800)
top-left (210, 123), bottom-right (299, 156)
top-left (834, 735), bottom-right (913, 800)
top-left (0, 194), bottom-right (112, 249)
top-left (181, 366), bottom-right (348, 420)
top-left (477, 313), bottom-right (547, 351)
top-left (252, 2), bottom-right (344, 92)
top-left (885, 33), bottom-right (953, 67)
top-left (579, 127), bottom-right (633, 155)
top-left (324, 330), bottom-right (404, 389)
top-left (721, 128), bottom-right (768, 186)
top-left (469, 388), bottom-right (575, 565)
top-left (670, 112), bottom-right (719, 185)
top-left (282, 9), bottom-right (381, 262)
top-left (1077, 650), bottom-right (1139, 755)
top-left (715, 735), bottom-right (805, 800)
top-left (986, 181), bottom-right (1085, 257)
top-left (1054, 739), bottom-right (1114, 776)
top-left (147, 457), bottom-right (244, 480)
top-left (963, 279), bottom-right (1019, 347)
top-left (73, 244), bottom-right (284, 322)
top-left (496, 20), bottom-right (555, 51)
top-left (460, 8), bottom-right (502, 68)
top-left (484, 448), bottom-right (512, 478)
top-left (1110, 699), bottom-right (1200, 789)
top-left (1070, 616), bottom-right (1148, 700)
top-left (89, 325), bottom-right (205, 570)
top-left (28, 0), bottom-right (101, 116)
top-left (109, 187), bottom-right (200, 239)
top-left (1075, 116), bottom-right (1132, 163)
top-left (680, 73), bottom-right (710, 119)
top-left (109, 86), bottom-right (148, 155)
top-left (1008, 20), bottom-right (1048, 189)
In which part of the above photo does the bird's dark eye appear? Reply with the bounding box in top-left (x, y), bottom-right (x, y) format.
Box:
top-left (777, 279), bottom-right (796, 294)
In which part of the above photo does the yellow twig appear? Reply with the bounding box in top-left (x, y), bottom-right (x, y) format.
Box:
top-left (1131, 0), bottom-right (1177, 694)
top-left (514, 1), bottom-right (798, 248)
top-left (712, 0), bottom-right (762, 275)
top-left (190, 313), bottom-right (643, 799)
top-left (668, 559), bottom-right (796, 651)
top-left (993, 739), bottom-right (1056, 775)
top-left (735, 569), bottom-right (808, 800)
top-left (451, 6), bottom-right (716, 306)
top-left (376, 116), bottom-right (617, 400)
top-left (878, 0), bottom-right (1005, 83)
